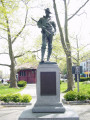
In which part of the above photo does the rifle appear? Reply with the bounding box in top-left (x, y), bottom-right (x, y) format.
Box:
top-left (31, 17), bottom-right (51, 35)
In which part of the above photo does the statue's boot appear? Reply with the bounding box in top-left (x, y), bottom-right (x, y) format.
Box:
top-left (41, 47), bottom-right (46, 62)
top-left (47, 47), bottom-right (52, 61)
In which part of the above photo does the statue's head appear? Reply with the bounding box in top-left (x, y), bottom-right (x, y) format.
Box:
top-left (45, 8), bottom-right (51, 15)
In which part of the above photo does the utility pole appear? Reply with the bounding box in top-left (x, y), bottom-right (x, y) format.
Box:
top-left (76, 36), bottom-right (79, 92)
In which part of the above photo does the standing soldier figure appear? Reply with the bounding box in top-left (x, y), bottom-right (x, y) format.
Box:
top-left (37, 8), bottom-right (56, 63)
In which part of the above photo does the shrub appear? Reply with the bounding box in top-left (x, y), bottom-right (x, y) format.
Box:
top-left (2, 94), bottom-right (12, 103)
top-left (77, 92), bottom-right (87, 101)
top-left (80, 77), bottom-right (87, 82)
top-left (87, 95), bottom-right (90, 100)
top-left (17, 80), bottom-right (27, 87)
top-left (87, 91), bottom-right (90, 94)
top-left (60, 80), bottom-right (62, 84)
top-left (87, 77), bottom-right (90, 81)
top-left (64, 91), bottom-right (77, 101)
top-left (0, 93), bottom-right (32, 103)
top-left (11, 93), bottom-right (22, 102)
top-left (21, 94), bottom-right (32, 103)
top-left (0, 95), bottom-right (4, 101)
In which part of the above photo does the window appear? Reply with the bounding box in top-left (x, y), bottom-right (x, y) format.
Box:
top-left (20, 71), bottom-right (26, 76)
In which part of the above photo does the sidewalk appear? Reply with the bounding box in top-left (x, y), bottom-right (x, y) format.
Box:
top-left (0, 84), bottom-right (90, 120)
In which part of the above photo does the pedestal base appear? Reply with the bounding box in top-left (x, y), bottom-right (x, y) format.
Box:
top-left (18, 106), bottom-right (79, 120)
top-left (32, 102), bottom-right (65, 113)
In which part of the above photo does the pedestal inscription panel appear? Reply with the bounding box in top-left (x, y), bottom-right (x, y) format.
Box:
top-left (40, 72), bottom-right (56, 96)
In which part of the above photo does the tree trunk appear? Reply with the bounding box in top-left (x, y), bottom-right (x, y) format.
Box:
top-left (10, 61), bottom-right (17, 88)
top-left (6, 16), bottom-right (17, 88)
top-left (66, 53), bottom-right (74, 91)
top-left (1, 0), bottom-right (17, 88)
top-left (53, 0), bottom-right (74, 91)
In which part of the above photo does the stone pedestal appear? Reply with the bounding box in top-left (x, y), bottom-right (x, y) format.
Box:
top-left (19, 106), bottom-right (79, 120)
top-left (32, 63), bottom-right (65, 113)
top-left (18, 62), bottom-right (79, 120)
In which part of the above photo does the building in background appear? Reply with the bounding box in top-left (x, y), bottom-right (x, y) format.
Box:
top-left (80, 58), bottom-right (90, 77)
top-left (16, 63), bottom-right (37, 83)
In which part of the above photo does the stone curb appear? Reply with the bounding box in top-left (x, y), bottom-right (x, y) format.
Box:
top-left (0, 102), bottom-right (32, 107)
top-left (62, 99), bottom-right (90, 105)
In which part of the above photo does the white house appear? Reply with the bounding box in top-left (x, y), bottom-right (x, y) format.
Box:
top-left (80, 59), bottom-right (90, 77)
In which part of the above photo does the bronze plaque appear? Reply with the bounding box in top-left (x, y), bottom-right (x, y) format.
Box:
top-left (40, 72), bottom-right (56, 96)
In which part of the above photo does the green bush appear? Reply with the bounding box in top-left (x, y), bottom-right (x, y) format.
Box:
top-left (87, 77), bottom-right (90, 81)
top-left (0, 93), bottom-right (32, 103)
top-left (11, 93), bottom-right (22, 102)
top-left (80, 77), bottom-right (87, 82)
top-left (21, 94), bottom-right (32, 103)
top-left (2, 94), bottom-right (12, 103)
top-left (77, 92), bottom-right (87, 101)
top-left (64, 91), bottom-right (77, 101)
top-left (60, 80), bottom-right (62, 84)
top-left (17, 80), bottom-right (27, 87)
top-left (87, 95), bottom-right (90, 100)
top-left (87, 91), bottom-right (90, 100)
top-left (87, 91), bottom-right (90, 94)
top-left (0, 95), bottom-right (4, 101)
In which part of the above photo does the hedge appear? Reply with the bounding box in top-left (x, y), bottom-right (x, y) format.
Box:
top-left (0, 93), bottom-right (32, 103)
top-left (64, 91), bottom-right (90, 101)
top-left (80, 77), bottom-right (90, 82)
top-left (17, 80), bottom-right (27, 87)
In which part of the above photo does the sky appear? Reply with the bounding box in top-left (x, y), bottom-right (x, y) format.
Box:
top-left (0, 0), bottom-right (90, 76)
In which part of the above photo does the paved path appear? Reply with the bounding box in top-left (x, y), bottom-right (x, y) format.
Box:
top-left (0, 84), bottom-right (90, 120)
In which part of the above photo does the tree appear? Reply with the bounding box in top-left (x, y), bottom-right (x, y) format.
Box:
top-left (17, 53), bottom-right (39, 66)
top-left (53, 0), bottom-right (90, 91)
top-left (71, 35), bottom-right (90, 66)
top-left (0, 0), bottom-right (29, 87)
top-left (0, 70), bottom-right (3, 78)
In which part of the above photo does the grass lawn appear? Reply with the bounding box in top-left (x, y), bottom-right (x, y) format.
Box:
top-left (60, 82), bottom-right (90, 93)
top-left (0, 84), bottom-right (24, 95)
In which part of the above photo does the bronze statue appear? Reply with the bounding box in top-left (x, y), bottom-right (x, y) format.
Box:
top-left (37, 8), bottom-right (56, 63)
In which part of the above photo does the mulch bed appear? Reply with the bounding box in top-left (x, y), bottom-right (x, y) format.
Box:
top-left (0, 101), bottom-right (31, 107)
top-left (62, 99), bottom-right (90, 105)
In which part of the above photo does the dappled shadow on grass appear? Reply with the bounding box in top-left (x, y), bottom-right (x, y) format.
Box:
top-left (0, 83), bottom-right (25, 96)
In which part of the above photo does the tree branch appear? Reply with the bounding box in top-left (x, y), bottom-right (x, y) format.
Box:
top-left (0, 27), bottom-right (7, 31)
top-left (0, 64), bottom-right (11, 67)
top-left (53, 0), bottom-right (67, 54)
top-left (0, 35), bottom-right (8, 41)
top-left (0, 52), bottom-right (9, 55)
top-left (68, 0), bottom-right (90, 21)
top-left (14, 49), bottom-right (41, 59)
top-left (12, 7), bottom-right (28, 44)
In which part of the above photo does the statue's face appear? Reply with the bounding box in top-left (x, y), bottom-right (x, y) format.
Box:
top-left (45, 11), bottom-right (50, 16)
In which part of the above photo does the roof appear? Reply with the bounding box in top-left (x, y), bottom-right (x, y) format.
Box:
top-left (16, 62), bottom-right (38, 72)
top-left (84, 71), bottom-right (90, 74)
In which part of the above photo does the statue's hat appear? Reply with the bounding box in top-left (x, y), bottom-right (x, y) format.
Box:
top-left (45, 8), bottom-right (51, 14)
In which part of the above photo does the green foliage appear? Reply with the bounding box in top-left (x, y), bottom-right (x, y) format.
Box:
top-left (11, 93), bottom-right (22, 102)
top-left (64, 91), bottom-right (77, 101)
top-left (60, 82), bottom-right (90, 93)
top-left (77, 92), bottom-right (87, 101)
top-left (21, 94), bottom-right (32, 103)
top-left (0, 95), bottom-right (4, 101)
top-left (0, 84), bottom-right (24, 95)
top-left (87, 95), bottom-right (90, 100)
top-left (17, 53), bottom-right (39, 66)
top-left (60, 80), bottom-right (62, 84)
top-left (0, 93), bottom-right (32, 103)
top-left (17, 80), bottom-right (27, 87)
top-left (2, 94), bottom-right (12, 103)
top-left (87, 91), bottom-right (90, 100)
top-left (80, 77), bottom-right (90, 82)
top-left (64, 91), bottom-right (90, 101)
